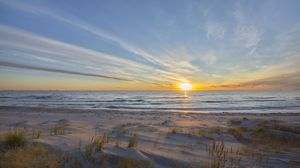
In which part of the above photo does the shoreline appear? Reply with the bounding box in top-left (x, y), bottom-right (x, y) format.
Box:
top-left (1, 106), bottom-right (300, 116)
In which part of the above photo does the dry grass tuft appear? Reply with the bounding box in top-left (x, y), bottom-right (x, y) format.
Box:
top-left (31, 130), bottom-right (42, 139)
top-left (228, 119), bottom-right (242, 125)
top-left (119, 157), bottom-right (135, 168)
top-left (227, 122), bottom-right (300, 151)
top-left (128, 134), bottom-right (138, 148)
top-left (118, 157), bottom-right (153, 168)
top-left (0, 144), bottom-right (61, 168)
top-left (207, 140), bottom-right (242, 168)
top-left (251, 123), bottom-right (300, 150)
top-left (50, 126), bottom-right (66, 135)
top-left (210, 127), bottom-right (222, 134)
top-left (3, 130), bottom-right (26, 149)
top-left (50, 119), bottom-right (70, 136)
top-left (115, 138), bottom-right (121, 147)
top-left (197, 129), bottom-right (213, 139)
top-left (227, 128), bottom-right (243, 140)
top-left (85, 133), bottom-right (109, 160)
top-left (183, 128), bottom-right (213, 139)
top-left (169, 128), bottom-right (182, 134)
top-left (238, 126), bottom-right (248, 132)
top-left (254, 130), bottom-right (300, 150)
top-left (207, 140), bottom-right (227, 168)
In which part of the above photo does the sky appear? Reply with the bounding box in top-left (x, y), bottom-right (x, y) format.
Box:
top-left (0, 0), bottom-right (300, 90)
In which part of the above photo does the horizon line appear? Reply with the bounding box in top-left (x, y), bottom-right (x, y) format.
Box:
top-left (0, 88), bottom-right (297, 92)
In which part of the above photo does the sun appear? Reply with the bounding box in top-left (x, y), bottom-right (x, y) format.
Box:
top-left (179, 83), bottom-right (192, 91)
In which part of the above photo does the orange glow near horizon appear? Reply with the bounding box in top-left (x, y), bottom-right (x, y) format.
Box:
top-left (0, 75), bottom-right (289, 91)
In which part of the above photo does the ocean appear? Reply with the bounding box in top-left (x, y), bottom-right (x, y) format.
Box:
top-left (0, 90), bottom-right (299, 113)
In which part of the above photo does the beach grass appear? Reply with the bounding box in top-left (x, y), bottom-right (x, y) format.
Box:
top-left (207, 140), bottom-right (245, 168)
top-left (226, 120), bottom-right (300, 151)
top-left (0, 131), bottom-right (62, 168)
top-left (118, 157), bottom-right (153, 168)
top-left (227, 128), bottom-right (243, 140)
top-left (85, 133), bottom-right (109, 160)
top-left (209, 127), bottom-right (222, 134)
top-left (169, 128), bottom-right (183, 134)
top-left (228, 119), bottom-right (242, 125)
top-left (0, 107), bottom-right (299, 167)
top-left (253, 127), bottom-right (300, 150)
top-left (0, 143), bottom-right (61, 168)
top-left (128, 134), bottom-right (138, 148)
top-left (3, 130), bottom-right (26, 149)
top-left (31, 129), bottom-right (42, 139)
top-left (50, 119), bottom-right (70, 136)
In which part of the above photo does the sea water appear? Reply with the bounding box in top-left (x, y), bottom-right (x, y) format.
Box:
top-left (0, 90), bottom-right (299, 113)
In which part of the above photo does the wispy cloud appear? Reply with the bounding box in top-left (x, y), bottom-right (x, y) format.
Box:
top-left (0, 0), bottom-right (174, 69)
top-left (233, 8), bottom-right (263, 55)
top-left (1, 0), bottom-right (299, 90)
top-left (0, 25), bottom-right (141, 71)
top-left (0, 0), bottom-right (200, 83)
top-left (0, 61), bottom-right (132, 81)
top-left (206, 22), bottom-right (225, 40)
top-left (213, 71), bottom-right (300, 90)
top-left (236, 26), bottom-right (262, 48)
top-left (0, 25), bottom-right (180, 86)
top-left (199, 51), bottom-right (217, 65)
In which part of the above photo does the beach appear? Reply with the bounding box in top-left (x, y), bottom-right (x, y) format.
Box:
top-left (1, 106), bottom-right (299, 167)
top-left (1, 0), bottom-right (300, 167)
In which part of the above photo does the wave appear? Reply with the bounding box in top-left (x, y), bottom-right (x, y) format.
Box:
top-left (0, 96), bottom-right (13, 99)
top-left (1, 90), bottom-right (299, 113)
top-left (16, 95), bottom-right (56, 100)
top-left (244, 96), bottom-right (276, 100)
top-left (104, 105), bottom-right (300, 111)
top-left (241, 99), bottom-right (286, 102)
top-left (201, 100), bottom-right (231, 103)
top-left (197, 99), bottom-right (286, 104)
top-left (147, 96), bottom-right (188, 99)
top-left (84, 98), bottom-right (145, 103)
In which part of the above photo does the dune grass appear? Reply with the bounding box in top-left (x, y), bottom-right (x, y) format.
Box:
top-left (208, 140), bottom-right (227, 168)
top-left (31, 129), bottom-right (42, 139)
top-left (227, 128), bottom-right (243, 140)
top-left (207, 140), bottom-right (243, 168)
top-left (251, 123), bottom-right (300, 149)
top-left (210, 127), bottom-right (222, 135)
top-left (0, 130), bottom-right (62, 168)
top-left (115, 137), bottom-right (122, 147)
top-left (253, 128), bottom-right (300, 150)
top-left (196, 129), bottom-right (212, 139)
top-left (50, 126), bottom-right (66, 135)
top-left (169, 128), bottom-right (183, 134)
top-left (228, 119), bottom-right (242, 125)
top-left (85, 133), bottom-right (109, 161)
top-left (3, 130), bottom-right (26, 149)
top-left (226, 120), bottom-right (300, 151)
top-left (50, 119), bottom-right (70, 136)
top-left (118, 157), bottom-right (153, 168)
top-left (170, 127), bottom-right (213, 140)
top-left (128, 134), bottom-right (138, 148)
top-left (118, 157), bottom-right (154, 168)
top-left (228, 117), bottom-right (249, 126)
top-left (0, 144), bottom-right (61, 168)
top-left (119, 157), bottom-right (136, 168)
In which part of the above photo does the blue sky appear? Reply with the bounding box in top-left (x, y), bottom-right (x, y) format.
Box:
top-left (0, 0), bottom-right (300, 90)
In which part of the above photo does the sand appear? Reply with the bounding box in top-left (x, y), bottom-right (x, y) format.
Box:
top-left (0, 106), bottom-right (300, 167)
